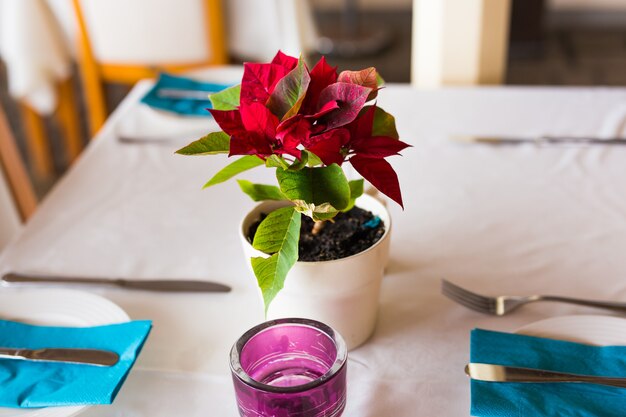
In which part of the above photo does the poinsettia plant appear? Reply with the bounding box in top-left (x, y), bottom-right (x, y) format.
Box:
top-left (177, 51), bottom-right (410, 312)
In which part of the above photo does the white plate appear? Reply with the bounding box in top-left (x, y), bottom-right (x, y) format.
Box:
top-left (517, 314), bottom-right (626, 346)
top-left (0, 289), bottom-right (130, 417)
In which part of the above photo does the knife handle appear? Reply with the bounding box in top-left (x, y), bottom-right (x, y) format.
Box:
top-left (507, 367), bottom-right (626, 389)
top-left (542, 136), bottom-right (626, 145)
top-left (3, 272), bottom-right (115, 285)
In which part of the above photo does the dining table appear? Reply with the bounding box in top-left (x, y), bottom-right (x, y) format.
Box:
top-left (1, 66), bottom-right (626, 416)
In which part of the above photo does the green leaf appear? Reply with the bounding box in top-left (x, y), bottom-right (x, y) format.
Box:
top-left (342, 179), bottom-right (364, 212)
top-left (305, 151), bottom-right (323, 167)
top-left (209, 85), bottom-right (241, 110)
top-left (372, 107), bottom-right (399, 139)
top-left (265, 155), bottom-right (289, 169)
top-left (276, 164), bottom-right (351, 211)
top-left (288, 152), bottom-right (308, 171)
top-left (252, 206), bottom-right (300, 253)
top-left (203, 155), bottom-right (264, 188)
top-left (266, 57), bottom-right (311, 120)
top-left (293, 200), bottom-right (339, 221)
top-left (237, 180), bottom-right (287, 202)
top-left (250, 207), bottom-right (301, 313)
top-left (349, 179), bottom-right (365, 199)
top-left (175, 131), bottom-right (230, 155)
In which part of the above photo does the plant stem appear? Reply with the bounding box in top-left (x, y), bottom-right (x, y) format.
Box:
top-left (312, 220), bottom-right (326, 235)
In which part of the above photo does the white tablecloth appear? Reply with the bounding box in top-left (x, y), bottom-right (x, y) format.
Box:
top-left (1, 77), bottom-right (626, 415)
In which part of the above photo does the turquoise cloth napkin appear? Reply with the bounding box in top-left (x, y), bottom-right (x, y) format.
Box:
top-left (470, 328), bottom-right (626, 417)
top-left (0, 319), bottom-right (151, 408)
top-left (141, 73), bottom-right (231, 116)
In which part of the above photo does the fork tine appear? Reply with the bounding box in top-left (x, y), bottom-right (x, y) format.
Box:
top-left (442, 286), bottom-right (493, 311)
top-left (441, 279), bottom-right (493, 305)
top-left (441, 279), bottom-right (496, 314)
top-left (443, 292), bottom-right (494, 314)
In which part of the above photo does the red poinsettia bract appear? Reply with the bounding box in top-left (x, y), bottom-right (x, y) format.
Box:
top-left (209, 51), bottom-right (410, 208)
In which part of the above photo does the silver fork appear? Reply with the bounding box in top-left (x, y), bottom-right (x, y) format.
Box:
top-left (441, 279), bottom-right (626, 315)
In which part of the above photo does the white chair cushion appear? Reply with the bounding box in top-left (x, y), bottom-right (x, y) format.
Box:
top-left (79, 0), bottom-right (210, 64)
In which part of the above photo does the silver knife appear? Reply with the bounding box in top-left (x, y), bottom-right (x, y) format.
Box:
top-left (117, 129), bottom-right (210, 145)
top-left (452, 135), bottom-right (626, 145)
top-left (118, 134), bottom-right (199, 145)
top-left (2, 272), bottom-right (231, 293)
top-left (156, 88), bottom-right (213, 100)
top-left (466, 363), bottom-right (626, 389)
top-left (0, 347), bottom-right (119, 366)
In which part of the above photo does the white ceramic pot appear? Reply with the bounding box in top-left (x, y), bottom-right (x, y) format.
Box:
top-left (239, 194), bottom-right (391, 350)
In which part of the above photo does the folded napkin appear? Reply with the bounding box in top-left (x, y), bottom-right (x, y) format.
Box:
top-left (0, 319), bottom-right (152, 408)
top-left (140, 73), bottom-right (231, 116)
top-left (470, 328), bottom-right (626, 417)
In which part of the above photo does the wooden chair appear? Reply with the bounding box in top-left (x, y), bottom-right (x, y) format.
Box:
top-left (19, 77), bottom-right (83, 179)
top-left (0, 102), bottom-right (37, 250)
top-left (72, 0), bottom-right (228, 137)
top-left (2, 0), bottom-right (84, 179)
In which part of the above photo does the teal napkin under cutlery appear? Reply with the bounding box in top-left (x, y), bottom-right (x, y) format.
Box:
top-left (470, 328), bottom-right (626, 417)
top-left (141, 73), bottom-right (231, 116)
top-left (0, 319), bottom-right (151, 408)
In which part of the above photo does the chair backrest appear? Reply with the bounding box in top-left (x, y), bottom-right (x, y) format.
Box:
top-left (0, 165), bottom-right (20, 251)
top-left (0, 103), bottom-right (37, 250)
top-left (72, 0), bottom-right (227, 134)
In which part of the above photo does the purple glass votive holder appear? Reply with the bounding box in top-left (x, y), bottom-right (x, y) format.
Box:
top-left (229, 318), bottom-right (348, 417)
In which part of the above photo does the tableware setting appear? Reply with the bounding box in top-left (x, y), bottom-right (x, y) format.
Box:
top-left (443, 274), bottom-right (626, 415)
top-left (0, 289), bottom-right (138, 417)
top-left (3, 42), bottom-right (626, 416)
top-left (442, 279), bottom-right (626, 315)
top-left (0, 318), bottom-right (151, 408)
top-left (441, 97), bottom-right (626, 414)
top-left (466, 316), bottom-right (626, 417)
top-left (140, 73), bottom-right (232, 117)
top-left (114, 68), bottom-right (243, 145)
top-left (444, 251), bottom-right (626, 414)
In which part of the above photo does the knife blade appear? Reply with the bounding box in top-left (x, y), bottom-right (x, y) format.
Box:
top-left (117, 135), bottom-right (196, 145)
top-left (2, 272), bottom-right (231, 293)
top-left (452, 135), bottom-right (626, 145)
top-left (0, 347), bottom-right (119, 366)
top-left (116, 129), bottom-right (210, 145)
top-left (466, 363), bottom-right (626, 389)
top-left (156, 88), bottom-right (213, 100)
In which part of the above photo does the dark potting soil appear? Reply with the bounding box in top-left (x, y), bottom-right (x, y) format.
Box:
top-left (247, 206), bottom-right (385, 262)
